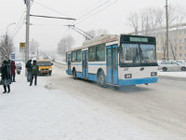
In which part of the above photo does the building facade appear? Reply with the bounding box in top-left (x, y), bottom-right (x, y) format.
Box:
top-left (154, 24), bottom-right (186, 60)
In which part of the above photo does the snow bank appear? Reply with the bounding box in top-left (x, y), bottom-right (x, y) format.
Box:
top-left (54, 54), bottom-right (66, 65)
top-left (158, 71), bottom-right (186, 78)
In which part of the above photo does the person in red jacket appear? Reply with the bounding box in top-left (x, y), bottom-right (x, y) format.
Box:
top-left (10, 60), bottom-right (16, 82)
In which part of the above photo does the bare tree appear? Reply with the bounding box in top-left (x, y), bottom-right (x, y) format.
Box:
top-left (167, 5), bottom-right (185, 60)
top-left (0, 35), bottom-right (13, 61)
top-left (128, 12), bottom-right (139, 34)
top-left (87, 30), bottom-right (96, 38)
top-left (127, 5), bottom-right (185, 60)
top-left (57, 35), bottom-right (75, 56)
top-left (128, 7), bottom-right (165, 35)
top-left (30, 39), bottom-right (40, 58)
top-left (87, 29), bottom-right (108, 38)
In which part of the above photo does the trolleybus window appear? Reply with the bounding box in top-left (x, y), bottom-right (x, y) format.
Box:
top-left (120, 44), bottom-right (139, 64)
top-left (140, 44), bottom-right (156, 63)
top-left (71, 51), bottom-right (76, 62)
top-left (88, 46), bottom-right (96, 61)
top-left (77, 50), bottom-right (82, 62)
top-left (120, 43), bottom-right (157, 66)
top-left (97, 44), bottom-right (105, 61)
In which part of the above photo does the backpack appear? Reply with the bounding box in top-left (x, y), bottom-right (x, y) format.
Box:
top-left (32, 65), bottom-right (38, 75)
top-left (26, 61), bottom-right (31, 68)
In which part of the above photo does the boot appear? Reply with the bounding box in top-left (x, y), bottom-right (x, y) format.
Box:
top-left (13, 76), bottom-right (16, 82)
top-left (7, 85), bottom-right (10, 93)
top-left (3, 85), bottom-right (6, 93)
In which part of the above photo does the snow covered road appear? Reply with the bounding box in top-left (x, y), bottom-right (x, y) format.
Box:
top-left (0, 65), bottom-right (186, 140)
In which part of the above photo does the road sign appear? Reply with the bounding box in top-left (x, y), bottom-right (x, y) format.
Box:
top-left (10, 53), bottom-right (15, 60)
top-left (20, 42), bottom-right (25, 53)
top-left (20, 42), bottom-right (25, 48)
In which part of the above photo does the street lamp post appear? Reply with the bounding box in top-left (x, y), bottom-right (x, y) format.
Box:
top-left (4, 22), bottom-right (16, 60)
top-left (165, 0), bottom-right (169, 60)
top-left (6, 22), bottom-right (16, 36)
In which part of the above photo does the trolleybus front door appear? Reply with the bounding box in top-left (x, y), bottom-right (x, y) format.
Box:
top-left (82, 50), bottom-right (88, 78)
top-left (106, 45), bottom-right (118, 85)
top-left (67, 53), bottom-right (71, 75)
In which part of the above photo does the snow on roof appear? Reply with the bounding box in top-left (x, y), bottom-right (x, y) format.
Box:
top-left (67, 34), bottom-right (119, 53)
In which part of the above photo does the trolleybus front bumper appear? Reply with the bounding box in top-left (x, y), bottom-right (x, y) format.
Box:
top-left (118, 77), bottom-right (158, 86)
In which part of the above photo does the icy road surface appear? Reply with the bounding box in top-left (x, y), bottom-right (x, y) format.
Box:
top-left (0, 64), bottom-right (186, 140)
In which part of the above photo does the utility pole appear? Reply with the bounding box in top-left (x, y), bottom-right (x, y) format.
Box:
top-left (25, 0), bottom-right (31, 64)
top-left (24, 0), bottom-right (76, 66)
top-left (165, 0), bottom-right (169, 60)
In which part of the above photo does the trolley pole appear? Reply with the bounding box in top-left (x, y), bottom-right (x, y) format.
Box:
top-left (25, 0), bottom-right (30, 65)
top-left (165, 0), bottom-right (169, 60)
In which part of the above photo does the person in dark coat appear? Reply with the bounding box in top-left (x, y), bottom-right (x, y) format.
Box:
top-left (1, 60), bottom-right (11, 93)
top-left (30, 60), bottom-right (38, 86)
top-left (10, 60), bottom-right (16, 82)
top-left (26, 59), bottom-right (32, 82)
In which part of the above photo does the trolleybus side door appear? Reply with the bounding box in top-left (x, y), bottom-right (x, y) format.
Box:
top-left (82, 50), bottom-right (88, 78)
top-left (106, 45), bottom-right (118, 85)
top-left (67, 53), bottom-right (71, 75)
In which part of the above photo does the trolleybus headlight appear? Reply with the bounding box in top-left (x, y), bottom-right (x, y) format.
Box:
top-left (125, 74), bottom-right (132, 79)
top-left (151, 72), bottom-right (157, 77)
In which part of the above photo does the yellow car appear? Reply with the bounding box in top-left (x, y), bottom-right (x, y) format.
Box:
top-left (37, 60), bottom-right (53, 76)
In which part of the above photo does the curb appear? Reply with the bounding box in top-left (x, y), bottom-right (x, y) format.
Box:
top-left (158, 75), bottom-right (186, 81)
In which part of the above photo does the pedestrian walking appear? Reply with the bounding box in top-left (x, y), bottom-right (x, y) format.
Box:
top-left (10, 60), bottom-right (16, 82)
top-left (1, 60), bottom-right (11, 93)
top-left (30, 60), bottom-right (38, 86)
top-left (26, 59), bottom-right (32, 82)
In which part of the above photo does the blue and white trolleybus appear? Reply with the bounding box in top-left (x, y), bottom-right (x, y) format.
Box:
top-left (66, 34), bottom-right (158, 87)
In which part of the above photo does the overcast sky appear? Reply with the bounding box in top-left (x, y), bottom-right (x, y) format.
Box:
top-left (0, 0), bottom-right (186, 52)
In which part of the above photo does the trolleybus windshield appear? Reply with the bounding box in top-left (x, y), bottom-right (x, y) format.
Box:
top-left (119, 43), bottom-right (157, 67)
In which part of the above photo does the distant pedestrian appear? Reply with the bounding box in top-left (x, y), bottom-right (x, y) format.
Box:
top-left (1, 60), bottom-right (11, 93)
top-left (30, 60), bottom-right (38, 86)
top-left (10, 60), bottom-right (16, 82)
top-left (26, 59), bottom-right (32, 82)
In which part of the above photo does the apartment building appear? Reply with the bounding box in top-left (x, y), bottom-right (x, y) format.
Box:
top-left (154, 24), bottom-right (186, 60)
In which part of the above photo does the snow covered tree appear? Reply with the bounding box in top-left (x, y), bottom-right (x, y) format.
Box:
top-left (30, 39), bottom-right (39, 55)
top-left (0, 34), bottom-right (13, 61)
top-left (57, 35), bottom-right (75, 56)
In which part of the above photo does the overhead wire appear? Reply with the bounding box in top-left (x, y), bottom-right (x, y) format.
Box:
top-left (12, 9), bottom-right (26, 39)
top-left (12, 1), bottom-right (34, 39)
top-left (32, 1), bottom-right (69, 17)
top-left (12, 0), bottom-right (119, 41)
top-left (75, 0), bottom-right (104, 18)
top-left (76, 0), bottom-right (118, 25)
top-left (77, 0), bottom-right (113, 20)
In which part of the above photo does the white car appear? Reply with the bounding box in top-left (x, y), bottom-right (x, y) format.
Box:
top-left (159, 60), bottom-right (186, 71)
top-left (14, 60), bottom-right (22, 70)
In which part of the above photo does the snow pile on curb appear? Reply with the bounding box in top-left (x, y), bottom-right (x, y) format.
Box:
top-left (158, 71), bottom-right (186, 78)
top-left (54, 54), bottom-right (66, 65)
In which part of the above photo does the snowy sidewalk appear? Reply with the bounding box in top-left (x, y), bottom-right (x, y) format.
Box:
top-left (0, 71), bottom-right (184, 140)
top-left (158, 71), bottom-right (186, 78)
